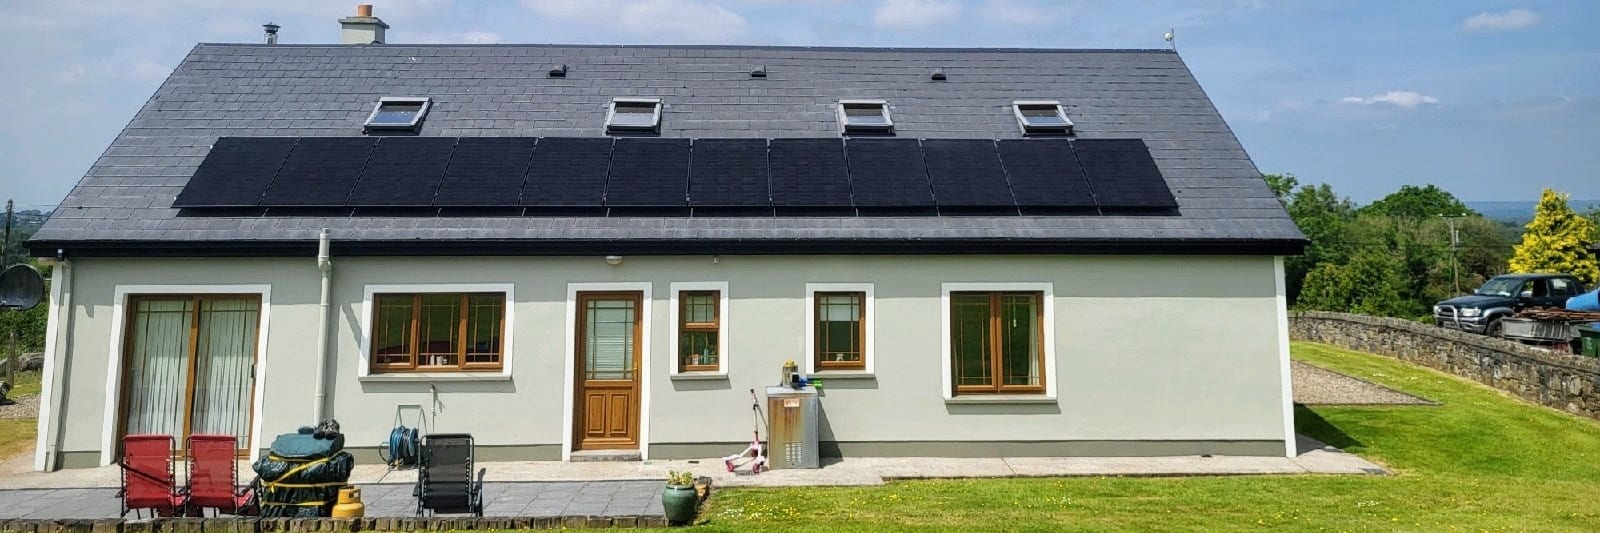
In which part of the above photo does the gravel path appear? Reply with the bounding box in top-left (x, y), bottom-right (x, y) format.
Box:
top-left (0, 394), bottom-right (39, 419)
top-left (1292, 362), bottom-right (1434, 406)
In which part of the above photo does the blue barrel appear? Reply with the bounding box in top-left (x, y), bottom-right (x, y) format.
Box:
top-left (1568, 289), bottom-right (1600, 312)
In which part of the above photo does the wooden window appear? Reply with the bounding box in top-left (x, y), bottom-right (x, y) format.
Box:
top-left (814, 292), bottom-right (866, 370)
top-left (677, 290), bottom-right (720, 372)
top-left (950, 292), bottom-right (1044, 394)
top-left (370, 293), bottom-right (504, 372)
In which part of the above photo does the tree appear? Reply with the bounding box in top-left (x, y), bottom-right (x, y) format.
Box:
top-left (1509, 189), bottom-right (1600, 286)
top-left (1277, 180), bottom-right (1356, 305)
top-left (1358, 184), bottom-right (1475, 219)
top-left (1297, 248), bottom-right (1416, 317)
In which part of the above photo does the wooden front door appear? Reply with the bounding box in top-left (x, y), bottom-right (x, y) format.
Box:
top-left (574, 292), bottom-right (642, 450)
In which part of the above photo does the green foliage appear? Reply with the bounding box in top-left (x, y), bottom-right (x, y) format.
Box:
top-left (667, 470), bottom-right (696, 487)
top-left (1297, 248), bottom-right (1417, 317)
top-left (1358, 184), bottom-right (1475, 219)
top-left (2, 209), bottom-right (47, 267)
top-left (1275, 179), bottom-right (1357, 304)
top-left (1509, 189), bottom-right (1600, 286)
top-left (0, 292), bottom-right (48, 352)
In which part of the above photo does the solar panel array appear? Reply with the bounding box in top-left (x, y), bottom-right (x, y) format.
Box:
top-left (173, 136), bottom-right (1178, 214)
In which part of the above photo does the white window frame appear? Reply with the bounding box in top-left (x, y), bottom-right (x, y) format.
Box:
top-left (1012, 100), bottom-right (1073, 135)
top-left (939, 282), bottom-right (1057, 401)
top-left (357, 283), bottom-right (516, 381)
top-left (363, 96), bottom-right (432, 131)
top-left (99, 284), bottom-right (273, 466)
top-left (605, 97), bottom-right (663, 133)
top-left (669, 282), bottom-right (730, 378)
top-left (804, 283), bottom-right (875, 377)
top-left (836, 99), bottom-right (894, 134)
top-left (562, 281), bottom-right (654, 461)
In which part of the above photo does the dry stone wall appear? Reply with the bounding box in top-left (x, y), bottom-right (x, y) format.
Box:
top-left (1289, 311), bottom-right (1600, 420)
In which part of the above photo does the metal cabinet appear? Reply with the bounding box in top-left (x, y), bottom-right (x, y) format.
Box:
top-left (765, 386), bottom-right (819, 469)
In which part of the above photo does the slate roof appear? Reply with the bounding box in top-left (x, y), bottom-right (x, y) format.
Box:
top-left (29, 43), bottom-right (1304, 256)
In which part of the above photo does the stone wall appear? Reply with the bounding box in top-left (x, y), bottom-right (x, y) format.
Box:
top-left (1290, 311), bottom-right (1600, 420)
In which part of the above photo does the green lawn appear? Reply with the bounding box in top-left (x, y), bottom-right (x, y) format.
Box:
top-left (692, 342), bottom-right (1600, 532)
top-left (0, 370), bottom-right (41, 461)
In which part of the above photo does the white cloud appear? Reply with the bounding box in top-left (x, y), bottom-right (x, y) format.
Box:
top-left (872, 0), bottom-right (961, 31)
top-left (413, 31), bottom-right (504, 44)
top-left (522, 0), bottom-right (750, 42)
top-left (1461, 8), bottom-right (1541, 32)
top-left (1340, 91), bottom-right (1440, 108)
top-left (979, 0), bottom-right (1068, 26)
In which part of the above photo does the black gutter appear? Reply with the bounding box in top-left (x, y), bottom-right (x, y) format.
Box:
top-left (30, 238), bottom-right (1307, 258)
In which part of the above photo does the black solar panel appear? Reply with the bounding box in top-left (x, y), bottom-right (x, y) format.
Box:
top-left (521, 137), bottom-right (613, 207)
top-left (688, 139), bottom-right (769, 207)
top-left (260, 137), bottom-right (379, 206)
top-left (344, 137), bottom-right (457, 207)
top-left (995, 139), bottom-right (1097, 208)
top-left (605, 138), bottom-right (690, 207)
top-left (845, 138), bottom-right (933, 208)
top-left (434, 138), bottom-right (534, 207)
top-left (921, 139), bottom-right (1015, 208)
top-left (174, 137), bottom-right (297, 208)
top-left (768, 138), bottom-right (851, 208)
top-left (1072, 139), bottom-right (1178, 209)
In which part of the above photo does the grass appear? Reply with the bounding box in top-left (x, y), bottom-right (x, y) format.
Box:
top-left (0, 370), bottom-right (41, 462)
top-left (692, 342), bottom-right (1600, 532)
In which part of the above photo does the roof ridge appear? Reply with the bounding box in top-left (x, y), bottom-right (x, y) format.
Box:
top-left (192, 42), bottom-right (1177, 54)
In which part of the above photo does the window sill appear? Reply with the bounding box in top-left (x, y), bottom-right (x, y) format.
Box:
top-left (808, 371), bottom-right (875, 380)
top-left (359, 372), bottom-right (511, 382)
top-left (669, 372), bottom-right (728, 381)
top-left (944, 395), bottom-right (1057, 405)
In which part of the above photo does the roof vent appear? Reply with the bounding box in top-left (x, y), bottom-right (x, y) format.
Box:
top-left (751, 66), bottom-right (767, 78)
top-left (548, 64), bottom-right (568, 78)
top-left (931, 68), bottom-right (947, 81)
top-left (263, 22), bottom-right (280, 45)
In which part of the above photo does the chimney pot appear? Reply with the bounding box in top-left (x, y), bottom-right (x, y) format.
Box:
top-left (357, 4), bottom-right (373, 17)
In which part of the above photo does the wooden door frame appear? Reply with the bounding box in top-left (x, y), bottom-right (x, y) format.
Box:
top-left (101, 285), bottom-right (272, 467)
top-left (562, 282), bottom-right (653, 460)
top-left (573, 291), bottom-right (643, 451)
top-left (114, 292), bottom-right (262, 457)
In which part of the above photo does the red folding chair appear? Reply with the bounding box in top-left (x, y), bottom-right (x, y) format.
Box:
top-left (118, 434), bottom-right (188, 518)
top-left (186, 434), bottom-right (257, 516)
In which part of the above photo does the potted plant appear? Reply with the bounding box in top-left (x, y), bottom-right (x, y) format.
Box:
top-left (662, 470), bottom-right (698, 524)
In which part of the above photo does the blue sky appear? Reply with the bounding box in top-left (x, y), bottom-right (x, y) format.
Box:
top-left (1, 0), bottom-right (1596, 209)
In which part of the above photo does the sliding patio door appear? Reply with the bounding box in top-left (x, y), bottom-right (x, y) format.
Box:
top-left (121, 295), bottom-right (261, 453)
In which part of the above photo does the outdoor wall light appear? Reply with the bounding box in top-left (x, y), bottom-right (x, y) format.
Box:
top-left (604, 255), bottom-right (623, 266)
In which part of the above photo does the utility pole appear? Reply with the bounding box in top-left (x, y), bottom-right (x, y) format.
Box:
top-left (1441, 213), bottom-right (1467, 294)
top-left (3, 199), bottom-right (11, 387)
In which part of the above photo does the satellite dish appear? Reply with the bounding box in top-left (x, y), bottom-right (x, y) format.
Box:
top-left (0, 264), bottom-right (45, 310)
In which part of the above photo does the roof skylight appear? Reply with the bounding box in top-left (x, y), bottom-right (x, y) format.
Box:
top-left (838, 100), bottom-right (893, 134)
top-left (364, 97), bottom-right (431, 131)
top-left (606, 98), bottom-right (662, 133)
top-left (1013, 101), bottom-right (1073, 135)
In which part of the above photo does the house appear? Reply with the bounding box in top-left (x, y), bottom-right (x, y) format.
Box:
top-left (26, 7), bottom-right (1305, 471)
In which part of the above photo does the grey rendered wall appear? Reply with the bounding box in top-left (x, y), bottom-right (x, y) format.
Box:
top-left (49, 254), bottom-right (1288, 464)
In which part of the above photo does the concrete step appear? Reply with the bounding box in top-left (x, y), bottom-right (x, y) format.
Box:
top-left (570, 450), bottom-right (642, 462)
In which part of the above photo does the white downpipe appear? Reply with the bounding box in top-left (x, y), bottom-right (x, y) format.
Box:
top-left (39, 258), bottom-right (73, 471)
top-left (313, 229), bottom-right (333, 421)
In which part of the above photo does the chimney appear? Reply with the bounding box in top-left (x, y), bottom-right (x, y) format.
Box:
top-left (339, 4), bottom-right (389, 44)
top-left (263, 22), bottom-right (280, 45)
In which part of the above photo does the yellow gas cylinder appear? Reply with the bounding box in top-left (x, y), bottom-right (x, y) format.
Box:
top-left (331, 486), bottom-right (365, 518)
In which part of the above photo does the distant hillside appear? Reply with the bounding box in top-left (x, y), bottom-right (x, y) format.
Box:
top-left (1465, 200), bottom-right (1600, 224)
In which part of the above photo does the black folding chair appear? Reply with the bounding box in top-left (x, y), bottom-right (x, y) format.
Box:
top-left (413, 433), bottom-right (485, 517)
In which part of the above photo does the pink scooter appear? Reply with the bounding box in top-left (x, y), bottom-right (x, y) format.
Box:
top-left (722, 388), bottom-right (768, 474)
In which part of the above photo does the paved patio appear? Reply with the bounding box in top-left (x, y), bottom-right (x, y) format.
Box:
top-left (0, 481), bottom-right (664, 520)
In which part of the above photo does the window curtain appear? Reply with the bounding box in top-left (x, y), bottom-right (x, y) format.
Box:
top-left (585, 300), bottom-right (635, 380)
top-left (190, 298), bottom-right (260, 449)
top-left (124, 299), bottom-right (195, 440)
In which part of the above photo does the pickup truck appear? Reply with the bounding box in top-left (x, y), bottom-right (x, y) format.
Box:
top-left (1433, 273), bottom-right (1587, 336)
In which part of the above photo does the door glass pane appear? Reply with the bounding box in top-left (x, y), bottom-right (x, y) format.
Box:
top-left (373, 295), bottom-right (414, 365)
top-left (190, 298), bottom-right (259, 449)
top-left (1000, 294), bottom-right (1041, 387)
top-left (125, 299), bottom-right (195, 440)
top-left (816, 293), bottom-right (863, 364)
top-left (951, 294), bottom-right (992, 387)
top-left (418, 294), bottom-right (461, 367)
top-left (585, 299), bottom-right (636, 380)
